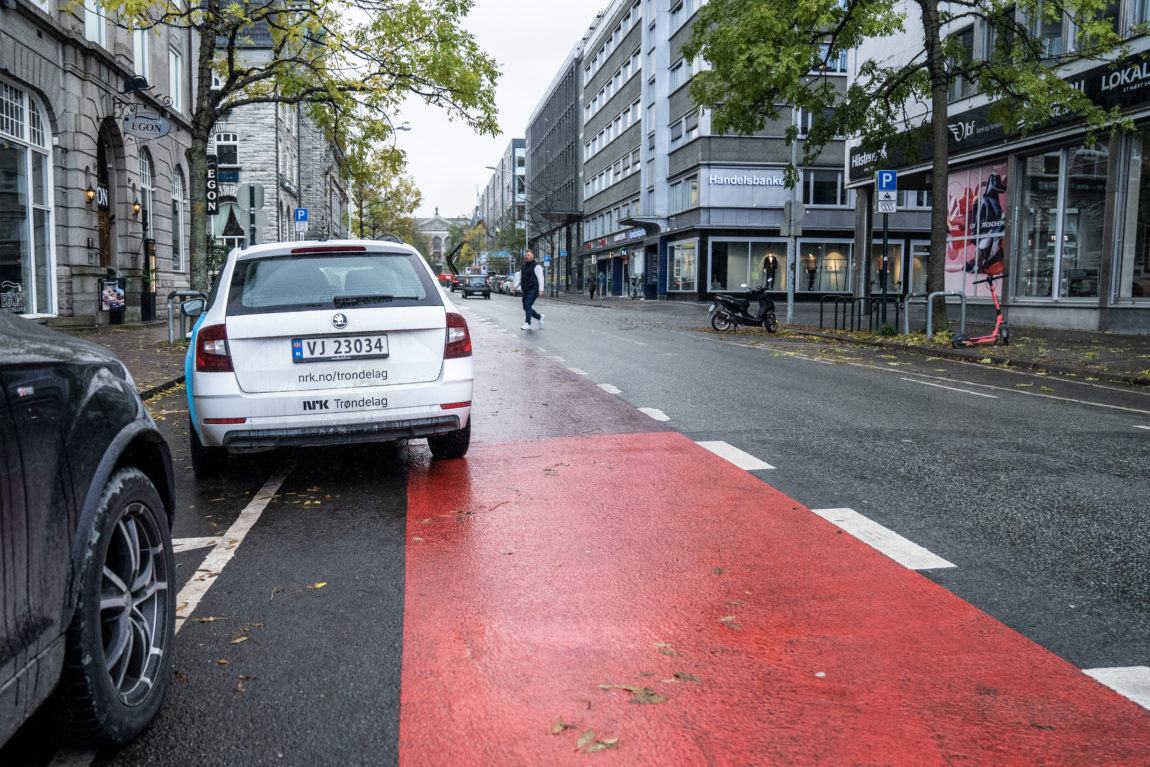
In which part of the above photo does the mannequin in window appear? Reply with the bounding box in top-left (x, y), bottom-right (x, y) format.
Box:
top-left (764, 255), bottom-right (778, 289)
top-left (806, 254), bottom-right (818, 290)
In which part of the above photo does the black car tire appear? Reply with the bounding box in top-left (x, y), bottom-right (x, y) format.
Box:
top-left (427, 420), bottom-right (471, 460)
top-left (58, 467), bottom-right (175, 746)
top-left (189, 418), bottom-right (226, 475)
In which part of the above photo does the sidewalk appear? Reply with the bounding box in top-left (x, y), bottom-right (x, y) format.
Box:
top-left (56, 292), bottom-right (1150, 400)
top-left (549, 291), bottom-right (1150, 387)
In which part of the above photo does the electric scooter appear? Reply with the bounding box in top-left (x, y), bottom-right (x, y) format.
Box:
top-left (709, 284), bottom-right (778, 333)
top-left (951, 272), bottom-right (1009, 348)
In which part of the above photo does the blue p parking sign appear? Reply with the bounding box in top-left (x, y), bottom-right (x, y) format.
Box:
top-left (876, 170), bottom-right (897, 192)
top-left (295, 208), bottom-right (308, 222)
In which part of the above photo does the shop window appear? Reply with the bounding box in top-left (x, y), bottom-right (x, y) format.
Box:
top-left (669, 240), bottom-right (697, 291)
top-left (799, 242), bottom-right (852, 292)
top-left (172, 169), bottom-right (186, 272)
top-left (1119, 132), bottom-right (1150, 300)
top-left (0, 79), bottom-right (54, 315)
top-left (949, 162), bottom-right (1009, 297)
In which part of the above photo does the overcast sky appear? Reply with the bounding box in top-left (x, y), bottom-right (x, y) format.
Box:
top-left (395, 1), bottom-right (607, 220)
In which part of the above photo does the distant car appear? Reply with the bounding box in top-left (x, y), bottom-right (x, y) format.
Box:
top-left (438, 273), bottom-right (453, 286)
top-left (0, 311), bottom-right (176, 748)
top-left (183, 239), bottom-right (474, 474)
top-left (461, 275), bottom-right (491, 299)
top-left (450, 275), bottom-right (465, 292)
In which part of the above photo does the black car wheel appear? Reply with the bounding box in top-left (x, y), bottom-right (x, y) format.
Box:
top-left (58, 467), bottom-right (175, 745)
top-left (189, 419), bottom-right (226, 475)
top-left (427, 420), bottom-right (471, 459)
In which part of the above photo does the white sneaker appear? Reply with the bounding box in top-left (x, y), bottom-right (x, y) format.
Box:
top-left (520, 322), bottom-right (531, 330)
top-left (538, 314), bottom-right (545, 328)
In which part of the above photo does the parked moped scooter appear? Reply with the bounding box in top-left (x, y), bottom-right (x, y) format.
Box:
top-left (709, 284), bottom-right (778, 333)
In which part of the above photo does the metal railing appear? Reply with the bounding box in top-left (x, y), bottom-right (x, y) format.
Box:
top-left (167, 290), bottom-right (208, 343)
top-left (903, 291), bottom-right (967, 338)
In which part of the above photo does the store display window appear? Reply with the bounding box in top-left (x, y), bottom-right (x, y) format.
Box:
top-left (947, 162), bottom-right (1008, 298)
top-left (1117, 131), bottom-right (1150, 301)
top-left (797, 241), bottom-right (852, 292)
top-left (708, 239), bottom-right (787, 291)
top-left (668, 239), bottom-right (697, 292)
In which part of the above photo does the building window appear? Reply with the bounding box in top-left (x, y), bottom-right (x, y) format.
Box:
top-left (1029, 2), bottom-right (1065, 59)
top-left (670, 1), bottom-right (684, 30)
top-left (172, 169), bottom-right (186, 271)
top-left (947, 26), bottom-right (976, 101)
top-left (668, 239), bottom-right (697, 291)
top-left (1118, 130), bottom-right (1150, 301)
top-left (213, 132), bottom-right (239, 168)
top-left (139, 150), bottom-right (154, 239)
top-left (169, 48), bottom-right (183, 112)
top-left (84, 0), bottom-right (106, 47)
top-left (812, 43), bottom-right (848, 74)
top-left (0, 78), bottom-right (54, 315)
top-left (803, 169), bottom-right (846, 206)
top-left (709, 240), bottom-right (788, 292)
top-left (668, 173), bottom-right (698, 213)
top-left (669, 60), bottom-right (686, 91)
top-left (799, 242), bottom-right (853, 292)
top-left (133, 30), bottom-right (150, 80)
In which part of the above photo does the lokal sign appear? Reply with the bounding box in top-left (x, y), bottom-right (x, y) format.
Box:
top-left (122, 112), bottom-right (171, 140)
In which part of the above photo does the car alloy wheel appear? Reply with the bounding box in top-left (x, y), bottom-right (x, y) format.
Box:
top-left (59, 467), bottom-right (175, 745)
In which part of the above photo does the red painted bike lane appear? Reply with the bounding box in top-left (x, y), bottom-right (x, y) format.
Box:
top-left (399, 318), bottom-right (1150, 765)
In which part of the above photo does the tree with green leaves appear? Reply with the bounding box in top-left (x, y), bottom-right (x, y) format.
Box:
top-left (92, 0), bottom-right (500, 289)
top-left (348, 148), bottom-right (423, 241)
top-left (447, 219), bottom-right (485, 272)
top-left (683, 0), bottom-right (1129, 318)
top-left (492, 206), bottom-right (526, 270)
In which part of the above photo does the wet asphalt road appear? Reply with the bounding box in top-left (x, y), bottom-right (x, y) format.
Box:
top-left (3, 289), bottom-right (1147, 765)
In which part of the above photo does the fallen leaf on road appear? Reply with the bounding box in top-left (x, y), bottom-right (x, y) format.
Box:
top-left (576, 729), bottom-right (596, 750)
top-left (718, 616), bottom-right (737, 623)
top-left (308, 582), bottom-right (327, 589)
top-left (235, 681), bottom-right (246, 693)
top-left (230, 636), bottom-right (248, 644)
top-left (587, 738), bottom-right (618, 752)
top-left (413, 537), bottom-right (424, 542)
top-left (551, 717), bottom-right (570, 735)
top-left (217, 659), bottom-right (229, 665)
top-left (674, 673), bottom-right (701, 682)
top-left (239, 675), bottom-right (258, 680)
top-left (658, 647), bottom-right (679, 657)
top-left (1041, 386), bottom-right (1054, 392)
top-left (269, 586), bottom-right (283, 601)
top-left (712, 567), bottom-right (723, 575)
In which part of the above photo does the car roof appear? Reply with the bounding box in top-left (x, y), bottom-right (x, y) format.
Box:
top-left (230, 239), bottom-right (420, 262)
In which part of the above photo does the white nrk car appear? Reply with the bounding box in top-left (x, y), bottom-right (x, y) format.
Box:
top-left (183, 239), bottom-right (473, 474)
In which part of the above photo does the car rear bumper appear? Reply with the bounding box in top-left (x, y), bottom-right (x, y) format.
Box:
top-left (221, 414), bottom-right (462, 448)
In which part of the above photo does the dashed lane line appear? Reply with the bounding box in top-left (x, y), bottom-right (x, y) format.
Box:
top-left (174, 469), bottom-right (291, 634)
top-left (639, 407), bottom-right (670, 422)
top-left (900, 377), bottom-right (999, 398)
top-left (1135, 425), bottom-right (1150, 431)
top-left (173, 537), bottom-right (219, 554)
top-left (1084, 666), bottom-right (1150, 710)
top-left (811, 508), bottom-right (957, 571)
top-left (567, 367), bottom-right (588, 376)
top-left (599, 383), bottom-right (622, 394)
top-left (696, 440), bottom-right (775, 470)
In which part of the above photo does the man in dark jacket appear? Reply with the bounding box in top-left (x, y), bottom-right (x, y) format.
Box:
top-left (513, 250), bottom-right (545, 330)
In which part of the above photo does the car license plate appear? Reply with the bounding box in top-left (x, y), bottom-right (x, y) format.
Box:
top-left (292, 334), bottom-right (389, 362)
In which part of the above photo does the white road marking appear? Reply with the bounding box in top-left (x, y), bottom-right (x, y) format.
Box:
top-left (568, 367), bottom-right (588, 376)
top-left (591, 329), bottom-right (647, 346)
top-left (1084, 666), bottom-right (1150, 710)
top-left (639, 407), bottom-right (670, 421)
top-left (173, 537), bottom-right (219, 553)
top-left (1135, 425), bottom-right (1150, 431)
top-left (175, 470), bottom-right (290, 634)
top-left (599, 383), bottom-right (622, 394)
top-left (900, 377), bottom-right (999, 398)
top-left (548, 355), bottom-right (565, 362)
top-left (811, 508), bottom-right (956, 571)
top-left (696, 440), bottom-right (775, 470)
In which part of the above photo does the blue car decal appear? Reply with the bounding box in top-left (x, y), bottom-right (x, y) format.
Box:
top-left (185, 313), bottom-right (207, 440)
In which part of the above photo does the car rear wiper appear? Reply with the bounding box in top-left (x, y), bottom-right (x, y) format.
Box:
top-left (333, 294), bottom-right (398, 307)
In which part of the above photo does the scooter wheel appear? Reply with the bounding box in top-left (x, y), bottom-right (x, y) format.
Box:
top-left (763, 313), bottom-right (778, 333)
top-left (999, 326), bottom-right (1010, 345)
top-left (711, 313), bottom-right (732, 332)
top-left (952, 336), bottom-right (968, 349)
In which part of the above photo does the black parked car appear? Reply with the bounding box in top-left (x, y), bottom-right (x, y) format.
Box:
top-left (450, 274), bottom-right (465, 292)
top-left (0, 312), bottom-right (176, 748)
top-left (461, 275), bottom-right (491, 299)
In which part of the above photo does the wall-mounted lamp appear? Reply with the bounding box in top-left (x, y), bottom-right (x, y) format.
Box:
top-left (86, 186), bottom-right (96, 204)
top-left (132, 198), bottom-right (141, 217)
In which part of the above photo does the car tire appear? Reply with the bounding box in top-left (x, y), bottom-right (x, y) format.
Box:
top-left (427, 420), bottom-right (470, 460)
top-left (189, 419), bottom-right (226, 475)
top-left (57, 467), bottom-right (175, 746)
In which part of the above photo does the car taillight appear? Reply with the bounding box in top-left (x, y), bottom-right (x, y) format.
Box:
top-left (196, 323), bottom-right (234, 372)
top-left (444, 313), bottom-right (471, 359)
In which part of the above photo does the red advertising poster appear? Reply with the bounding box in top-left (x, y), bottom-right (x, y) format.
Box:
top-left (946, 163), bottom-right (1008, 297)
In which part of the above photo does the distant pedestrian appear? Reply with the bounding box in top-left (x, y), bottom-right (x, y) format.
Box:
top-left (587, 273), bottom-right (596, 300)
top-left (513, 250), bottom-right (545, 330)
top-left (597, 271), bottom-right (606, 299)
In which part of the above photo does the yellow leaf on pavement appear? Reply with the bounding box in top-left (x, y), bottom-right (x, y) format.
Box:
top-left (576, 729), bottom-right (596, 750)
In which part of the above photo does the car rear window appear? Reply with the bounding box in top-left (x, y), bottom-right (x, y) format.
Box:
top-left (226, 251), bottom-right (442, 315)
top-left (467, 277), bottom-right (487, 285)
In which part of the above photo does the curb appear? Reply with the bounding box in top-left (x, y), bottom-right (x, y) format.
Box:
top-left (789, 329), bottom-right (1150, 388)
top-left (140, 375), bottom-right (186, 401)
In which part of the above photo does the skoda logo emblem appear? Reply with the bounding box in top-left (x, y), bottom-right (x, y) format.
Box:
top-left (332, 313), bottom-right (348, 329)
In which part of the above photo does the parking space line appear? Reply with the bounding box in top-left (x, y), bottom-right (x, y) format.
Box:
top-left (696, 440), bottom-right (774, 470)
top-left (599, 383), bottom-right (622, 394)
top-left (174, 470), bottom-right (290, 634)
top-left (1084, 667), bottom-right (1150, 710)
top-left (901, 377), bottom-right (999, 398)
top-left (811, 508), bottom-right (956, 570)
top-left (639, 407), bottom-right (670, 421)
